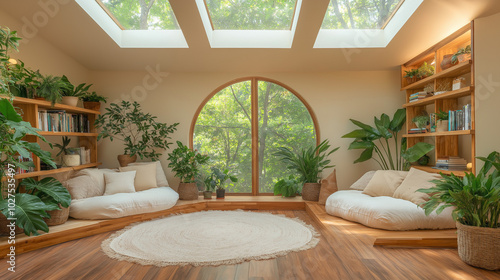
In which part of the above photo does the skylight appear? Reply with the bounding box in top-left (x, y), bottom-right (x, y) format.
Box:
top-left (321, 0), bottom-right (405, 30)
top-left (97, 0), bottom-right (180, 30)
top-left (204, 0), bottom-right (297, 30)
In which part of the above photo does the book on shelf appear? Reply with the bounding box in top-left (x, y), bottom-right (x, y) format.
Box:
top-left (78, 147), bottom-right (92, 165)
top-left (38, 110), bottom-right (90, 133)
top-left (447, 104), bottom-right (472, 132)
top-left (408, 128), bottom-right (427, 134)
top-left (435, 156), bottom-right (467, 170)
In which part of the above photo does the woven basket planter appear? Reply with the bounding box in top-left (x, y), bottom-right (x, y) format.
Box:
top-left (44, 206), bottom-right (70, 226)
top-left (302, 183), bottom-right (321, 201)
top-left (178, 183), bottom-right (199, 200)
top-left (0, 214), bottom-right (23, 236)
top-left (457, 222), bottom-right (500, 270)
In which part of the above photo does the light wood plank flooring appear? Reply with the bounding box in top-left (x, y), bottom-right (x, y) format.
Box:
top-left (0, 208), bottom-right (499, 280)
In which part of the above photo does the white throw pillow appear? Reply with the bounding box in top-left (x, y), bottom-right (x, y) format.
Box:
top-left (349, 171), bottom-right (376, 191)
top-left (75, 168), bottom-right (118, 195)
top-left (362, 170), bottom-right (408, 197)
top-left (393, 168), bottom-right (442, 206)
top-left (104, 171), bottom-right (136, 195)
top-left (128, 161), bottom-right (169, 187)
top-left (119, 163), bottom-right (158, 191)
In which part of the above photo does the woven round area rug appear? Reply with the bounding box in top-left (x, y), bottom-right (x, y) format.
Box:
top-left (101, 210), bottom-right (319, 267)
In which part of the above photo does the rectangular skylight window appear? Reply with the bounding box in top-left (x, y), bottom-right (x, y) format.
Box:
top-left (204, 0), bottom-right (297, 30)
top-left (97, 0), bottom-right (180, 30)
top-left (321, 0), bottom-right (405, 29)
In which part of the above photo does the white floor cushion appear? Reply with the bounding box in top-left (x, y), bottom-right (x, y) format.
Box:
top-left (70, 187), bottom-right (179, 219)
top-left (325, 190), bottom-right (456, 230)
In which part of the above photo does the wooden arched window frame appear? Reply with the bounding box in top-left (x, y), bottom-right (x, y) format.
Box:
top-left (190, 77), bottom-right (320, 195)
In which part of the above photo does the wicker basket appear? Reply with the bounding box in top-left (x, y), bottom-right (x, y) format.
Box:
top-left (0, 214), bottom-right (23, 236)
top-left (302, 183), bottom-right (321, 201)
top-left (457, 222), bottom-right (500, 270)
top-left (117, 154), bottom-right (137, 167)
top-left (178, 183), bottom-right (199, 200)
top-left (83, 101), bottom-right (101, 111)
top-left (44, 206), bottom-right (70, 226)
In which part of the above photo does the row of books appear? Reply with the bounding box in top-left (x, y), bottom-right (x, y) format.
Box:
top-left (408, 128), bottom-right (427, 134)
top-left (435, 156), bottom-right (468, 171)
top-left (448, 104), bottom-right (472, 131)
top-left (77, 147), bottom-right (92, 165)
top-left (38, 110), bottom-right (90, 133)
top-left (409, 92), bottom-right (429, 103)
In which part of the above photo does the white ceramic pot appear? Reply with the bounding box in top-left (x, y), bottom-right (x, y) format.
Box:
top-left (61, 96), bottom-right (79, 107)
top-left (62, 154), bottom-right (80, 167)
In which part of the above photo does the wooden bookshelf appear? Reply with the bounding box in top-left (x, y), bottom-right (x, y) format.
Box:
top-left (8, 97), bottom-right (101, 179)
top-left (401, 22), bottom-right (475, 175)
top-left (412, 165), bottom-right (468, 177)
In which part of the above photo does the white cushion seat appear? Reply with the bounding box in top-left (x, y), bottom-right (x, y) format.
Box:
top-left (70, 187), bottom-right (179, 219)
top-left (325, 190), bottom-right (455, 230)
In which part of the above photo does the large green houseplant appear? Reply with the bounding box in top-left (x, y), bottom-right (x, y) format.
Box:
top-left (419, 151), bottom-right (500, 270)
top-left (274, 139), bottom-right (339, 201)
top-left (342, 109), bottom-right (434, 171)
top-left (95, 100), bottom-right (179, 166)
top-left (168, 141), bottom-right (209, 200)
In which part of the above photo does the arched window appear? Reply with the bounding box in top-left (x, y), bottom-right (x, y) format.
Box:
top-left (191, 78), bottom-right (318, 195)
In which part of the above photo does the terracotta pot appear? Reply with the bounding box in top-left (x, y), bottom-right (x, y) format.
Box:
top-left (0, 214), bottom-right (24, 236)
top-left (441, 54), bottom-right (456, 70)
top-left (203, 191), bottom-right (212, 199)
top-left (61, 96), bottom-right (79, 107)
top-left (457, 222), bottom-right (500, 270)
top-left (117, 154), bottom-right (137, 167)
top-left (216, 188), bottom-right (225, 199)
top-left (178, 182), bottom-right (199, 200)
top-left (436, 120), bottom-right (449, 132)
top-left (302, 183), bottom-right (321, 201)
top-left (44, 205), bottom-right (70, 226)
top-left (83, 101), bottom-right (101, 111)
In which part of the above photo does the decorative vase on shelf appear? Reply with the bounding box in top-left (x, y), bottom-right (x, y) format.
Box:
top-left (436, 120), bottom-right (449, 132)
top-left (61, 96), bottom-right (79, 107)
top-left (62, 154), bottom-right (80, 167)
top-left (117, 154), bottom-right (137, 167)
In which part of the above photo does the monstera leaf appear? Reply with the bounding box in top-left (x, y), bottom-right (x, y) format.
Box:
top-left (0, 193), bottom-right (56, 236)
top-left (22, 177), bottom-right (71, 208)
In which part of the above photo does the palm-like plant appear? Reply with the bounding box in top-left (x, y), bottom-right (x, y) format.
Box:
top-left (38, 75), bottom-right (71, 106)
top-left (342, 108), bottom-right (434, 170)
top-left (274, 140), bottom-right (339, 184)
top-left (419, 151), bottom-right (500, 228)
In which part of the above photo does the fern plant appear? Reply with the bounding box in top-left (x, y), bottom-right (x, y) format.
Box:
top-left (274, 175), bottom-right (300, 197)
top-left (274, 140), bottom-right (339, 184)
top-left (419, 151), bottom-right (500, 228)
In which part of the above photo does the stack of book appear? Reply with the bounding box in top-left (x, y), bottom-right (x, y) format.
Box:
top-left (448, 104), bottom-right (472, 131)
top-left (435, 156), bottom-right (467, 170)
top-left (408, 128), bottom-right (427, 134)
top-left (38, 110), bottom-right (90, 133)
top-left (409, 92), bottom-right (428, 103)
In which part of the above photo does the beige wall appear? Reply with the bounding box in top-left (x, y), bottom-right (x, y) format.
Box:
top-left (474, 13), bottom-right (500, 167)
top-left (89, 70), bottom-right (403, 189)
top-left (0, 9), bottom-right (88, 83)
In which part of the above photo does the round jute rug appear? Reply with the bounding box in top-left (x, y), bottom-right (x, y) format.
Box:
top-left (101, 210), bottom-right (319, 267)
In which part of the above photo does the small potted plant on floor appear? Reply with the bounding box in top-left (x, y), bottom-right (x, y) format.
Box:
top-left (436, 109), bottom-right (449, 132)
top-left (81, 91), bottom-right (107, 111)
top-left (60, 75), bottom-right (92, 107)
top-left (168, 141), bottom-right (209, 200)
top-left (210, 167), bottom-right (237, 199)
top-left (419, 151), bottom-right (500, 270)
top-left (274, 140), bottom-right (339, 201)
top-left (96, 101), bottom-right (179, 166)
top-left (273, 175), bottom-right (300, 198)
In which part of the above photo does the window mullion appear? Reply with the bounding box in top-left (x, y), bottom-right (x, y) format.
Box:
top-left (251, 78), bottom-right (259, 196)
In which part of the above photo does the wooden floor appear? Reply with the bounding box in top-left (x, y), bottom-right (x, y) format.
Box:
top-left (0, 197), bottom-right (499, 279)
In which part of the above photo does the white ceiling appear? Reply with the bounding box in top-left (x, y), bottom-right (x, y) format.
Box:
top-left (3, 0), bottom-right (500, 72)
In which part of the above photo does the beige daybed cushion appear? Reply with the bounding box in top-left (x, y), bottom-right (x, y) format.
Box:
top-left (393, 167), bottom-right (442, 206)
top-left (325, 190), bottom-right (455, 230)
top-left (349, 171), bottom-right (376, 191)
top-left (69, 187), bottom-right (179, 219)
top-left (74, 168), bottom-right (118, 197)
top-left (103, 171), bottom-right (136, 195)
top-left (119, 163), bottom-right (157, 191)
top-left (63, 175), bottom-right (100, 200)
top-left (128, 161), bottom-right (169, 187)
top-left (362, 170), bottom-right (408, 197)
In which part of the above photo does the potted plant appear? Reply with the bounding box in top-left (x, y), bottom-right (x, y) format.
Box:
top-left (274, 140), bottom-right (339, 201)
top-left (273, 175), bottom-right (300, 198)
top-left (451, 45), bottom-right (471, 64)
top-left (404, 69), bottom-right (419, 84)
top-left (53, 136), bottom-right (80, 167)
top-left (412, 115), bottom-right (429, 133)
top-left (0, 26), bottom-right (21, 97)
top-left (38, 75), bottom-right (71, 106)
top-left (209, 167), bottom-right (237, 199)
top-left (20, 177), bottom-right (72, 226)
top-left (167, 141), bottom-right (209, 200)
top-left (95, 101), bottom-right (179, 166)
top-left (60, 75), bottom-right (92, 107)
top-left (436, 109), bottom-right (449, 132)
top-left (202, 173), bottom-right (216, 199)
top-left (81, 91), bottom-right (107, 111)
top-left (419, 151), bottom-right (500, 270)
top-left (0, 99), bottom-right (60, 236)
top-left (417, 62), bottom-right (434, 79)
